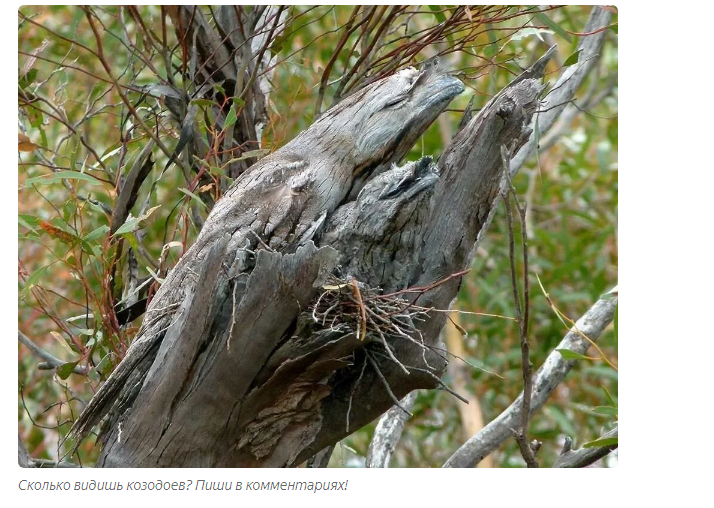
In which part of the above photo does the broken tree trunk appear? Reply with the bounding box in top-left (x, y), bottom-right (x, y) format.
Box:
top-left (67, 40), bottom-right (549, 466)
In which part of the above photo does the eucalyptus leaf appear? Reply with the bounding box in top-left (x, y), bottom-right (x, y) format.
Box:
top-left (583, 436), bottom-right (618, 449)
top-left (534, 12), bottom-right (572, 43)
top-left (556, 348), bottom-right (592, 361)
top-left (563, 50), bottom-right (580, 67)
top-left (56, 361), bottom-right (80, 380)
top-left (25, 171), bottom-right (103, 187)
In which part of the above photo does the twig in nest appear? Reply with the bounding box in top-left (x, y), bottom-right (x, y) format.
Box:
top-left (346, 354), bottom-right (368, 433)
top-left (248, 229), bottom-right (275, 252)
top-left (371, 350), bottom-right (468, 404)
top-left (431, 345), bottom-right (504, 379)
top-left (367, 313), bottom-right (409, 375)
top-left (350, 277), bottom-right (367, 341)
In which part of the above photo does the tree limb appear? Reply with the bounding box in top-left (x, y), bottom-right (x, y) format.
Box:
top-left (18, 331), bottom-right (88, 376)
top-left (553, 426), bottom-right (618, 468)
top-left (443, 296), bottom-right (617, 468)
top-left (366, 391), bottom-right (418, 468)
top-left (510, 6), bottom-right (613, 174)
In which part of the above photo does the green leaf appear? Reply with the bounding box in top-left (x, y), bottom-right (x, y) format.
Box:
top-left (27, 105), bottom-right (44, 128)
top-left (178, 187), bottom-right (208, 210)
top-left (484, 23), bottom-right (499, 58)
top-left (593, 405), bottom-right (618, 416)
top-left (24, 171), bottom-right (103, 187)
top-left (83, 225), bottom-right (109, 243)
top-left (95, 352), bottom-right (113, 374)
top-left (113, 206), bottom-right (160, 236)
top-left (19, 68), bottom-right (38, 89)
top-left (190, 98), bottom-right (215, 108)
top-left (56, 361), bottom-right (79, 380)
top-left (18, 215), bottom-right (37, 233)
top-left (69, 135), bottom-right (79, 174)
top-left (224, 104), bottom-right (239, 129)
top-left (100, 144), bottom-right (123, 162)
top-left (113, 216), bottom-right (140, 236)
top-left (534, 12), bottom-right (572, 43)
top-left (428, 5), bottom-right (447, 25)
top-left (556, 348), bottom-right (592, 361)
top-left (21, 265), bottom-right (49, 298)
top-left (563, 50), bottom-right (580, 67)
top-left (39, 127), bottom-right (48, 147)
top-left (583, 436), bottom-right (618, 449)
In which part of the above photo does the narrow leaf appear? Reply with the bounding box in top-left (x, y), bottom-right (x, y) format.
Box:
top-left (50, 331), bottom-right (78, 358)
top-left (602, 385), bottom-right (616, 407)
top-left (25, 171), bottom-right (102, 187)
top-left (583, 437), bottom-right (618, 449)
top-left (534, 12), bottom-right (572, 43)
top-left (113, 216), bottom-right (140, 236)
top-left (224, 104), bottom-right (238, 129)
top-left (178, 188), bottom-right (208, 210)
top-left (563, 50), bottom-right (580, 67)
top-left (21, 265), bottom-right (49, 298)
top-left (556, 348), bottom-right (594, 361)
top-left (83, 225), bottom-right (110, 243)
top-left (593, 405), bottom-right (618, 416)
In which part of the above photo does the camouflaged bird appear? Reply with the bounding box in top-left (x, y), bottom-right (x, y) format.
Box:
top-left (321, 156), bottom-right (438, 293)
top-left (67, 63), bottom-right (464, 451)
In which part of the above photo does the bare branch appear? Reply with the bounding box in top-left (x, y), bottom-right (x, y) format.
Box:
top-left (366, 391), bottom-right (418, 468)
top-left (443, 295), bottom-right (617, 468)
top-left (554, 426), bottom-right (618, 468)
top-left (510, 6), bottom-right (613, 175)
top-left (18, 331), bottom-right (88, 376)
top-left (502, 146), bottom-right (538, 467)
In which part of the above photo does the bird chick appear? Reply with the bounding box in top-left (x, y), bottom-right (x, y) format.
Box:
top-left (321, 156), bottom-right (437, 292)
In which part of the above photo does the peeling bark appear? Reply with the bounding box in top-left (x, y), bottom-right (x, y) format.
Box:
top-left (69, 60), bottom-right (470, 467)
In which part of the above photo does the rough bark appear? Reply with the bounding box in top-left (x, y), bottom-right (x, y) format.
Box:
top-left (365, 392), bottom-right (418, 468)
top-left (66, 8), bottom-right (561, 467)
top-left (67, 60), bottom-right (468, 467)
top-left (553, 426), bottom-right (618, 468)
top-left (291, 71), bottom-right (546, 466)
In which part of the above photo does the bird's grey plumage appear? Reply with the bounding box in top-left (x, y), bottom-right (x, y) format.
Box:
top-left (321, 157), bottom-right (438, 292)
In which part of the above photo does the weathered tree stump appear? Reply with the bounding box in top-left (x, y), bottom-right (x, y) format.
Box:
top-left (67, 27), bottom-right (549, 465)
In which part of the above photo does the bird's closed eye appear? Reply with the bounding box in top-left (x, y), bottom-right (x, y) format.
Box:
top-left (383, 94), bottom-right (408, 108)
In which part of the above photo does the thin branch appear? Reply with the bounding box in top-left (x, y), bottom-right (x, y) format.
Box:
top-left (367, 352), bottom-right (413, 417)
top-left (443, 295), bottom-right (617, 468)
top-left (18, 331), bottom-right (88, 376)
top-left (554, 426), bottom-right (618, 468)
top-left (510, 6), bottom-right (613, 174)
top-left (502, 145), bottom-right (538, 467)
top-left (366, 391), bottom-right (418, 467)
